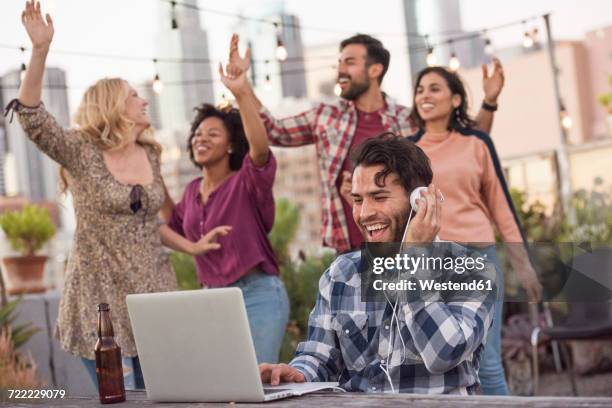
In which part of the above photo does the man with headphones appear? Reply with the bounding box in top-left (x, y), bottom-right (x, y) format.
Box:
top-left (259, 135), bottom-right (497, 394)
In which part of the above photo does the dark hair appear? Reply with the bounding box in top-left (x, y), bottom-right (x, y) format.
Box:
top-left (188, 104), bottom-right (249, 170)
top-left (409, 66), bottom-right (477, 131)
top-left (340, 34), bottom-right (390, 84)
top-left (351, 133), bottom-right (433, 195)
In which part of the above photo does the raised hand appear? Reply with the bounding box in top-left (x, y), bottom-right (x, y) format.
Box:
top-left (481, 57), bottom-right (504, 105)
top-left (228, 33), bottom-right (251, 73)
top-left (22, 1), bottom-right (54, 50)
top-left (339, 171), bottom-right (353, 205)
top-left (218, 62), bottom-right (249, 98)
top-left (191, 225), bottom-right (232, 255)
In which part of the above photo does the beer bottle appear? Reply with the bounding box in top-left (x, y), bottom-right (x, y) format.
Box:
top-left (95, 303), bottom-right (126, 404)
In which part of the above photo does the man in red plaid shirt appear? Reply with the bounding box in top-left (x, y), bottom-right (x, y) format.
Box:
top-left (227, 33), bottom-right (504, 253)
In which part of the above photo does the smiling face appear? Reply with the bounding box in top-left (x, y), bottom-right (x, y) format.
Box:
top-left (336, 44), bottom-right (373, 101)
top-left (190, 116), bottom-right (232, 168)
top-left (123, 84), bottom-right (150, 132)
top-left (414, 71), bottom-right (461, 125)
top-left (351, 164), bottom-right (411, 243)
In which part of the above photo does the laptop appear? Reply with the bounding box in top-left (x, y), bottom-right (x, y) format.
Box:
top-left (126, 288), bottom-right (343, 402)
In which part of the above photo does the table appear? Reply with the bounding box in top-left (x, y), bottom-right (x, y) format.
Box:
top-left (9, 390), bottom-right (612, 407)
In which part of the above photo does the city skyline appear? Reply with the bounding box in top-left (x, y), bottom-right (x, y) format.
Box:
top-left (1, 0), bottom-right (611, 116)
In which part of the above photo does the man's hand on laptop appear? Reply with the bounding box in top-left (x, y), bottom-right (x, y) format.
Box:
top-left (259, 363), bottom-right (305, 385)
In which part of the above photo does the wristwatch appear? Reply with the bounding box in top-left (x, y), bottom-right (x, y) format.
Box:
top-left (482, 101), bottom-right (498, 112)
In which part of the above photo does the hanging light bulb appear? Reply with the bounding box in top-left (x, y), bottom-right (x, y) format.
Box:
top-left (333, 83), bottom-right (342, 96)
top-left (171, 1), bottom-right (178, 30)
top-left (426, 47), bottom-right (437, 67)
top-left (152, 74), bottom-right (164, 94)
top-left (19, 47), bottom-right (27, 81)
top-left (264, 74), bottom-right (273, 91)
top-left (522, 31), bottom-right (534, 48)
top-left (449, 52), bottom-right (460, 71)
top-left (20, 63), bottom-right (27, 81)
top-left (151, 59), bottom-right (163, 94)
top-left (560, 108), bottom-right (573, 130)
top-left (276, 37), bottom-right (288, 62)
top-left (484, 38), bottom-right (494, 55)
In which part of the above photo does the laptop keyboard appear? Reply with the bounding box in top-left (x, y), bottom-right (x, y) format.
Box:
top-left (264, 388), bottom-right (290, 394)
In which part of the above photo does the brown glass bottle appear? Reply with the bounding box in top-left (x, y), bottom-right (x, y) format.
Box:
top-left (95, 303), bottom-right (126, 404)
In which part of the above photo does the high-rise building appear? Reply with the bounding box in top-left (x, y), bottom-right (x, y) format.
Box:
top-left (236, 1), bottom-right (307, 107)
top-left (0, 67), bottom-right (70, 201)
top-left (402, 0), bottom-right (485, 80)
top-left (156, 0), bottom-right (215, 130)
top-left (140, 80), bottom-right (163, 131)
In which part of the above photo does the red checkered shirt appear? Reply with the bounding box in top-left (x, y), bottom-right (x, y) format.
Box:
top-left (260, 95), bottom-right (417, 253)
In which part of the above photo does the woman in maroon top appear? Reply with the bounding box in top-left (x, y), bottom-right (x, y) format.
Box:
top-left (160, 58), bottom-right (289, 364)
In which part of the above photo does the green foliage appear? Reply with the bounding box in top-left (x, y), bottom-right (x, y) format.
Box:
top-left (170, 252), bottom-right (200, 290)
top-left (0, 298), bottom-right (39, 349)
top-left (268, 198), bottom-right (300, 266)
top-left (0, 205), bottom-right (56, 256)
top-left (509, 188), bottom-right (560, 242)
top-left (559, 178), bottom-right (612, 245)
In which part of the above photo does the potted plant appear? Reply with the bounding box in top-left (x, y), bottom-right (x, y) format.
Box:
top-left (0, 204), bottom-right (56, 295)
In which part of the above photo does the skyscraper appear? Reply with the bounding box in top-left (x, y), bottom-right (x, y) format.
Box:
top-left (402, 0), bottom-right (485, 80)
top-left (156, 0), bottom-right (215, 130)
top-left (140, 80), bottom-right (163, 131)
top-left (236, 1), bottom-right (307, 106)
top-left (0, 67), bottom-right (69, 201)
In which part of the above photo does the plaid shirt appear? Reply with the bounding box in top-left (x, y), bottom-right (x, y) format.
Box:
top-left (289, 245), bottom-right (496, 394)
top-left (260, 95), bottom-right (416, 253)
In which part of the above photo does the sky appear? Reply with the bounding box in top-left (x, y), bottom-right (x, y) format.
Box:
top-left (1, 0), bottom-right (611, 113)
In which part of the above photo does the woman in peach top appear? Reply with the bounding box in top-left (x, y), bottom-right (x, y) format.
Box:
top-left (408, 66), bottom-right (542, 395)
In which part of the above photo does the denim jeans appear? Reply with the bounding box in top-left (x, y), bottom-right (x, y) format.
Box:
top-left (229, 272), bottom-right (290, 364)
top-left (81, 355), bottom-right (145, 391)
top-left (474, 245), bottom-right (510, 395)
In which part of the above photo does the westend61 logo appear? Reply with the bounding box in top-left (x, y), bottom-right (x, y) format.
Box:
top-left (372, 253), bottom-right (487, 275)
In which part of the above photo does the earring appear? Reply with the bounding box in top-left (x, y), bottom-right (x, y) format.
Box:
top-left (227, 149), bottom-right (233, 154)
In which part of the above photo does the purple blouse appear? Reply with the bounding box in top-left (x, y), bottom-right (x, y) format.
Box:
top-left (168, 152), bottom-right (279, 287)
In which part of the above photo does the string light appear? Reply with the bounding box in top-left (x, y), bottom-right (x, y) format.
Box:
top-left (426, 47), bottom-right (437, 67)
top-left (152, 59), bottom-right (163, 94)
top-left (560, 106), bottom-right (573, 130)
top-left (264, 74), bottom-right (272, 91)
top-left (448, 40), bottom-right (460, 71)
top-left (19, 47), bottom-right (26, 81)
top-left (522, 21), bottom-right (534, 48)
top-left (273, 23), bottom-right (288, 62)
top-left (484, 37), bottom-right (494, 55)
top-left (171, 1), bottom-right (179, 30)
top-left (449, 52), bottom-right (460, 71)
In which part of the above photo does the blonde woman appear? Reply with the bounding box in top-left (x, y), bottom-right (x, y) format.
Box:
top-left (7, 1), bottom-right (225, 389)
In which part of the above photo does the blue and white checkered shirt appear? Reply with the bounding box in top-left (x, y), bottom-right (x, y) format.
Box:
top-left (289, 244), bottom-right (497, 394)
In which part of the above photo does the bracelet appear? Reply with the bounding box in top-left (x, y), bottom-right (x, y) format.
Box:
top-left (482, 101), bottom-right (498, 112)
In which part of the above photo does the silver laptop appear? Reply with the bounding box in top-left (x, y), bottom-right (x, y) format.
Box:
top-left (126, 288), bottom-right (342, 402)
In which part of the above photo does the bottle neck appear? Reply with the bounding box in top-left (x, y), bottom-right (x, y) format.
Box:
top-left (98, 310), bottom-right (115, 338)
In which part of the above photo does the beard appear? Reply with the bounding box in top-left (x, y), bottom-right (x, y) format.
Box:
top-left (391, 209), bottom-right (410, 242)
top-left (340, 76), bottom-right (371, 101)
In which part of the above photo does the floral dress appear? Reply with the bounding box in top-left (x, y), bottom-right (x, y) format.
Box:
top-left (11, 101), bottom-right (177, 359)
